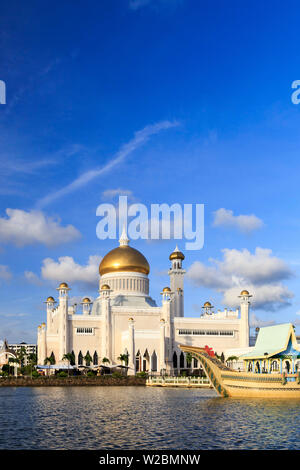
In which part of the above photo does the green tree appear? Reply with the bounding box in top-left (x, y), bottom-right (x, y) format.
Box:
top-left (28, 353), bottom-right (37, 379)
top-left (226, 356), bottom-right (239, 362)
top-left (8, 357), bottom-right (20, 376)
top-left (117, 353), bottom-right (129, 366)
top-left (17, 347), bottom-right (27, 367)
top-left (102, 357), bottom-right (110, 365)
top-left (62, 353), bottom-right (74, 376)
top-left (186, 352), bottom-right (193, 368)
top-left (44, 355), bottom-right (55, 376)
top-left (84, 351), bottom-right (92, 367)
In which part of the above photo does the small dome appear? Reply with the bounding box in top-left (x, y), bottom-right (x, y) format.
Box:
top-left (203, 301), bottom-right (212, 308)
top-left (101, 284), bottom-right (110, 290)
top-left (169, 245), bottom-right (185, 261)
top-left (162, 286), bottom-right (171, 293)
top-left (82, 297), bottom-right (91, 303)
top-left (58, 282), bottom-right (69, 289)
top-left (240, 290), bottom-right (249, 296)
top-left (46, 296), bottom-right (55, 302)
top-left (128, 317), bottom-right (134, 321)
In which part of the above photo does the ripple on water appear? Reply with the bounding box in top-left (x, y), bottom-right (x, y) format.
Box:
top-left (0, 387), bottom-right (300, 449)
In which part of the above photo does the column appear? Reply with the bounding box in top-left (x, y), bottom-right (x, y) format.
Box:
top-left (160, 319), bottom-right (166, 373)
top-left (128, 318), bottom-right (135, 376)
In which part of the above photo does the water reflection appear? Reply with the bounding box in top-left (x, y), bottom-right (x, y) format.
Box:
top-left (0, 387), bottom-right (299, 449)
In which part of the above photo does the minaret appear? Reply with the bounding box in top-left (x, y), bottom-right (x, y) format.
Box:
top-left (161, 287), bottom-right (172, 373)
top-left (159, 319), bottom-right (166, 373)
top-left (128, 317), bottom-right (136, 376)
top-left (45, 296), bottom-right (56, 333)
top-left (81, 297), bottom-right (92, 315)
top-left (56, 282), bottom-right (70, 361)
top-left (238, 290), bottom-right (251, 347)
top-left (168, 246), bottom-right (185, 317)
top-left (100, 284), bottom-right (112, 362)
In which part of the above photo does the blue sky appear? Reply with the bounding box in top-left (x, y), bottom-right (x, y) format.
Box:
top-left (1, 0), bottom-right (300, 342)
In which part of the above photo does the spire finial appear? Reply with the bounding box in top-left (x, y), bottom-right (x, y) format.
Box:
top-left (119, 225), bottom-right (129, 246)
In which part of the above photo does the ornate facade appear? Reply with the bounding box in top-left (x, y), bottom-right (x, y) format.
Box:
top-left (37, 230), bottom-right (251, 374)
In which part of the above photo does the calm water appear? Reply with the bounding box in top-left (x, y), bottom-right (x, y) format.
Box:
top-left (0, 386), bottom-right (300, 450)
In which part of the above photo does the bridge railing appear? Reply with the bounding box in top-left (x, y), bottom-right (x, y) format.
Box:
top-left (146, 376), bottom-right (210, 386)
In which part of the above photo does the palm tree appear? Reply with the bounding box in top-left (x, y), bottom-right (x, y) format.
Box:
top-left (62, 353), bottom-right (74, 376)
top-left (28, 353), bottom-right (37, 379)
top-left (117, 353), bottom-right (129, 366)
top-left (102, 357), bottom-right (110, 365)
top-left (226, 356), bottom-right (239, 362)
top-left (84, 352), bottom-right (92, 367)
top-left (17, 347), bottom-right (27, 368)
top-left (44, 356), bottom-right (55, 376)
top-left (8, 357), bottom-right (20, 376)
top-left (186, 352), bottom-right (193, 368)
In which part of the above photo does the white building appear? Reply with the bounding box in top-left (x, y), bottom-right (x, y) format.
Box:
top-left (9, 343), bottom-right (37, 365)
top-left (0, 340), bottom-right (17, 369)
top-left (37, 230), bottom-right (251, 374)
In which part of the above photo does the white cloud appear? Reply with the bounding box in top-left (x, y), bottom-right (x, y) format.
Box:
top-left (186, 247), bottom-right (294, 311)
top-left (37, 120), bottom-right (179, 208)
top-left (213, 208), bottom-right (263, 233)
top-left (24, 270), bottom-right (43, 286)
top-left (41, 255), bottom-right (102, 287)
top-left (0, 208), bottom-right (81, 247)
top-left (0, 265), bottom-right (12, 281)
top-left (250, 314), bottom-right (276, 328)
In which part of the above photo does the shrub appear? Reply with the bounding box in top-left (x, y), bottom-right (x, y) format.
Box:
top-left (87, 370), bottom-right (96, 377)
top-left (57, 371), bottom-right (68, 378)
top-left (136, 371), bottom-right (148, 378)
top-left (112, 371), bottom-right (124, 379)
top-left (32, 370), bottom-right (40, 378)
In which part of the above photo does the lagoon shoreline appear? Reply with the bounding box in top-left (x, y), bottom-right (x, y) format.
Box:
top-left (0, 376), bottom-right (147, 387)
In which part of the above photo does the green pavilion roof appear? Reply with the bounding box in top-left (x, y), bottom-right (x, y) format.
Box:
top-left (241, 323), bottom-right (300, 360)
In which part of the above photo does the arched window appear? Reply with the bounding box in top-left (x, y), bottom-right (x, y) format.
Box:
top-left (193, 358), bottom-right (198, 368)
top-left (135, 351), bottom-right (141, 372)
top-left (173, 351), bottom-right (178, 369)
top-left (93, 351), bottom-right (98, 366)
top-left (180, 352), bottom-right (185, 368)
top-left (143, 350), bottom-right (149, 372)
top-left (50, 352), bottom-right (56, 364)
top-left (78, 351), bottom-right (83, 366)
top-left (71, 350), bottom-right (75, 366)
top-left (151, 351), bottom-right (157, 372)
top-left (85, 351), bottom-right (91, 366)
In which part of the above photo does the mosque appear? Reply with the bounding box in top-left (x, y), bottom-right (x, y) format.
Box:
top-left (37, 229), bottom-right (251, 374)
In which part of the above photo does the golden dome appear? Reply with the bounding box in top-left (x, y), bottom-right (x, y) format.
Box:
top-left (203, 301), bottom-right (212, 308)
top-left (169, 245), bottom-right (185, 261)
top-left (58, 282), bottom-right (69, 289)
top-left (46, 296), bottom-right (55, 302)
top-left (99, 245), bottom-right (150, 276)
top-left (82, 297), bottom-right (91, 303)
top-left (101, 284), bottom-right (110, 290)
top-left (162, 287), bottom-right (171, 293)
top-left (240, 290), bottom-right (249, 296)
